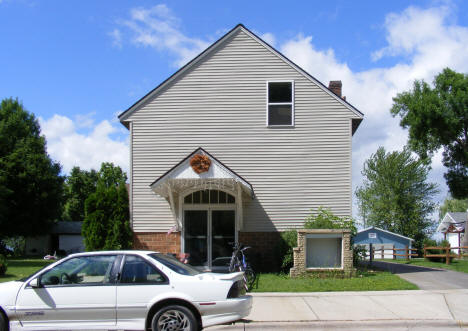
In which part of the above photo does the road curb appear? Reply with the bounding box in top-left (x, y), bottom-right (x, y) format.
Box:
top-left (209, 319), bottom-right (468, 330)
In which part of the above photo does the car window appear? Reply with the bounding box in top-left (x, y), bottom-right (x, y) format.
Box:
top-left (149, 253), bottom-right (201, 276)
top-left (120, 255), bottom-right (167, 284)
top-left (40, 255), bottom-right (117, 286)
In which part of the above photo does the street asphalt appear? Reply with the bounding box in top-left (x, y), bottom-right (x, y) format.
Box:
top-left (208, 289), bottom-right (468, 330)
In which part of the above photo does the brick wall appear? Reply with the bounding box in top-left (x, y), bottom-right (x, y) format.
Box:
top-left (239, 232), bottom-right (282, 272)
top-left (133, 231), bottom-right (282, 271)
top-left (133, 232), bottom-right (181, 254)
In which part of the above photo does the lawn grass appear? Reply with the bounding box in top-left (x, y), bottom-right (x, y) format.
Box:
top-left (0, 258), bottom-right (54, 283)
top-left (1, 258), bottom-right (419, 292)
top-left (376, 258), bottom-right (468, 274)
top-left (251, 269), bottom-right (418, 292)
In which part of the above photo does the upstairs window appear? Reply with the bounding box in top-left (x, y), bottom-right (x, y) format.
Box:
top-left (267, 81), bottom-right (294, 126)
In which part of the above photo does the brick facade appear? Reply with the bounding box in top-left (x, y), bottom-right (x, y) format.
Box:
top-left (133, 232), bottom-right (181, 254)
top-left (290, 229), bottom-right (353, 277)
top-left (133, 231), bottom-right (281, 271)
top-left (239, 231), bottom-right (282, 271)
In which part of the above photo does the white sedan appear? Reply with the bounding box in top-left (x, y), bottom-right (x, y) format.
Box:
top-left (0, 250), bottom-right (252, 331)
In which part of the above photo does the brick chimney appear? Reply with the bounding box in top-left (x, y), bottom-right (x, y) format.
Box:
top-left (329, 80), bottom-right (342, 98)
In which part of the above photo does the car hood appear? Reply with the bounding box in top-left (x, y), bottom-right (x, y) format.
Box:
top-left (0, 281), bottom-right (23, 306)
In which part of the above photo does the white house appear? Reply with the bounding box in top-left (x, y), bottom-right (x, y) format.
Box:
top-left (118, 24), bottom-right (364, 270)
top-left (437, 212), bottom-right (467, 253)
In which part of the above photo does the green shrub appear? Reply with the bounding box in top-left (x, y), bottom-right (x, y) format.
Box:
top-left (0, 254), bottom-right (7, 276)
top-left (304, 207), bottom-right (357, 236)
top-left (274, 230), bottom-right (297, 273)
top-left (353, 245), bottom-right (367, 265)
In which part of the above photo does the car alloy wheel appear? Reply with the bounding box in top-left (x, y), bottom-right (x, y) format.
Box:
top-left (152, 305), bottom-right (197, 331)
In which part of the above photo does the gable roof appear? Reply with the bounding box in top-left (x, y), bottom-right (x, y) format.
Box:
top-left (437, 212), bottom-right (467, 232)
top-left (357, 226), bottom-right (414, 241)
top-left (118, 23), bottom-right (364, 133)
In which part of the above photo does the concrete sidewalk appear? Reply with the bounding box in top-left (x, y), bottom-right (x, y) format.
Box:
top-left (209, 289), bottom-right (468, 330)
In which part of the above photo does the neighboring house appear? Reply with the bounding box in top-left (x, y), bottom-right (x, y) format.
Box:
top-left (25, 222), bottom-right (84, 256)
top-left (437, 212), bottom-right (467, 252)
top-left (354, 226), bottom-right (414, 259)
top-left (118, 24), bottom-right (364, 270)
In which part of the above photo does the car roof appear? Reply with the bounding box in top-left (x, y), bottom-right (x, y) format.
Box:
top-left (67, 250), bottom-right (159, 258)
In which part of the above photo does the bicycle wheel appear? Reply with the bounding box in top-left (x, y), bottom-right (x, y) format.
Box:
top-left (244, 267), bottom-right (256, 291)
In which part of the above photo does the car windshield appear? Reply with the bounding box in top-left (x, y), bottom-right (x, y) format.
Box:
top-left (18, 263), bottom-right (55, 282)
top-left (149, 253), bottom-right (201, 276)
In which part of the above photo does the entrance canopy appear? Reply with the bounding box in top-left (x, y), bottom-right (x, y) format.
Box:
top-left (150, 147), bottom-right (253, 198)
top-left (149, 147), bottom-right (254, 230)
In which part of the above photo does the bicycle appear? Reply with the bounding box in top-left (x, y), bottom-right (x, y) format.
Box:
top-left (228, 242), bottom-right (256, 291)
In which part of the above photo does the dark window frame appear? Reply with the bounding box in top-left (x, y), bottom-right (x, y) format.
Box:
top-left (117, 254), bottom-right (169, 286)
top-left (266, 81), bottom-right (295, 127)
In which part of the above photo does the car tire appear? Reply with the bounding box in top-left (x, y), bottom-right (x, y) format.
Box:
top-left (151, 304), bottom-right (198, 331)
top-left (0, 309), bottom-right (7, 331)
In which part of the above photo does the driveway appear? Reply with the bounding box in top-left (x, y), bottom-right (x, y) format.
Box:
top-left (366, 261), bottom-right (468, 290)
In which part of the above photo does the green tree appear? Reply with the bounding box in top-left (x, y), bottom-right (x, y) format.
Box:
top-left (82, 163), bottom-right (131, 250)
top-left (0, 98), bottom-right (64, 238)
top-left (438, 197), bottom-right (468, 221)
top-left (391, 68), bottom-right (468, 198)
top-left (62, 166), bottom-right (98, 222)
top-left (356, 147), bottom-right (439, 248)
top-left (105, 182), bottom-right (132, 250)
top-left (98, 162), bottom-right (127, 188)
top-left (82, 185), bottom-right (112, 251)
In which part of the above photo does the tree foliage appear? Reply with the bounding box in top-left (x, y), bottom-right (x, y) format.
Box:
top-left (391, 68), bottom-right (468, 198)
top-left (438, 197), bottom-right (468, 221)
top-left (82, 163), bottom-right (131, 251)
top-left (62, 167), bottom-right (98, 222)
top-left (0, 98), bottom-right (64, 238)
top-left (356, 147), bottom-right (439, 248)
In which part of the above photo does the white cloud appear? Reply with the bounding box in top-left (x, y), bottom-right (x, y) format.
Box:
top-left (279, 3), bottom-right (468, 218)
top-left (109, 28), bottom-right (122, 49)
top-left (39, 115), bottom-right (129, 174)
top-left (119, 4), bottom-right (210, 67)
top-left (260, 32), bottom-right (276, 46)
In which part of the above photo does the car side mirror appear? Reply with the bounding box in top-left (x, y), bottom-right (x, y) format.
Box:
top-left (29, 278), bottom-right (41, 288)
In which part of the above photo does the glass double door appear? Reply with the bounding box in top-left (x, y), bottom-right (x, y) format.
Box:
top-left (184, 209), bottom-right (235, 270)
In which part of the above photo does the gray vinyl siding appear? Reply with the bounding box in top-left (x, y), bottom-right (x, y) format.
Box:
top-left (126, 29), bottom-right (360, 232)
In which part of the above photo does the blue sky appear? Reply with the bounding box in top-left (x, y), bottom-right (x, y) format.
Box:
top-left (2, 0), bottom-right (468, 221)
